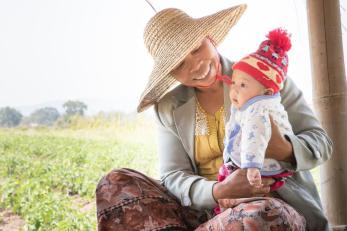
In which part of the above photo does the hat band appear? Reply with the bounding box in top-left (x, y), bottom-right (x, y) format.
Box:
top-left (233, 61), bottom-right (281, 93)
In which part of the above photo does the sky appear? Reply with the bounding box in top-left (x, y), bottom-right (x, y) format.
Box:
top-left (0, 0), bottom-right (346, 114)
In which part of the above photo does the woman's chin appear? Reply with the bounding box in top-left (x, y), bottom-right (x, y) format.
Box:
top-left (196, 73), bottom-right (218, 88)
top-left (196, 79), bottom-right (215, 88)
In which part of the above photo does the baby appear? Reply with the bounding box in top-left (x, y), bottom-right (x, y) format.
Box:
top-left (219, 28), bottom-right (294, 188)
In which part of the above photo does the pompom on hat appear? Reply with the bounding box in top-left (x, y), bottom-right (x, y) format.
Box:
top-left (232, 28), bottom-right (292, 93)
top-left (137, 4), bottom-right (247, 112)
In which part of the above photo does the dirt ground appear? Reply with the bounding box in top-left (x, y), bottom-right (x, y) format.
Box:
top-left (0, 208), bottom-right (25, 231)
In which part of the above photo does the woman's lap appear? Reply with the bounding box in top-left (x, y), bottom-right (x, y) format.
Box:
top-left (96, 168), bottom-right (305, 231)
top-left (196, 197), bottom-right (306, 231)
top-left (96, 168), bottom-right (206, 230)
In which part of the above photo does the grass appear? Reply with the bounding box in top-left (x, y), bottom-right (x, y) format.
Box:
top-left (0, 114), bottom-right (158, 230)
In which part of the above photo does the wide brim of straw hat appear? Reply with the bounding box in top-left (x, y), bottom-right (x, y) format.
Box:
top-left (137, 4), bottom-right (247, 112)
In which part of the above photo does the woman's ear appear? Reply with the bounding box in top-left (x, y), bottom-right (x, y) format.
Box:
top-left (265, 88), bottom-right (274, 95)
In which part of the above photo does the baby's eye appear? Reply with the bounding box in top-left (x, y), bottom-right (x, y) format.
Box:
top-left (240, 83), bottom-right (246, 88)
top-left (231, 80), bottom-right (235, 85)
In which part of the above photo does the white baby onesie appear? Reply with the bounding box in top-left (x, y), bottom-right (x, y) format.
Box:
top-left (223, 93), bottom-right (293, 176)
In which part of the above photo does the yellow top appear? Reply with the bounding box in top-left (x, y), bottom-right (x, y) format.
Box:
top-left (194, 98), bottom-right (225, 180)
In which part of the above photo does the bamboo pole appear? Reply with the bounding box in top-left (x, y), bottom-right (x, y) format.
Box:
top-left (306, 0), bottom-right (347, 225)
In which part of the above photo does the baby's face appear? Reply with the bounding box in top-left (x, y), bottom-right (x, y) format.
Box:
top-left (229, 70), bottom-right (266, 109)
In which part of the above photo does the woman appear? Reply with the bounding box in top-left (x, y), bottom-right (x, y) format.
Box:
top-left (96, 5), bottom-right (333, 231)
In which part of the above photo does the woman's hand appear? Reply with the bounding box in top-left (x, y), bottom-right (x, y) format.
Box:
top-left (265, 116), bottom-right (295, 163)
top-left (212, 169), bottom-right (274, 200)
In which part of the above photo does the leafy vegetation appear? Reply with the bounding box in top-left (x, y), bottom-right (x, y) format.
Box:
top-left (0, 107), bottom-right (23, 128)
top-left (0, 113), bottom-right (158, 230)
top-left (28, 107), bottom-right (60, 126)
top-left (63, 101), bottom-right (88, 116)
top-left (0, 100), bottom-right (89, 128)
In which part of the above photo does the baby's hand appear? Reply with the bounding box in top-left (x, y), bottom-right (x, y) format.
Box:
top-left (247, 168), bottom-right (262, 188)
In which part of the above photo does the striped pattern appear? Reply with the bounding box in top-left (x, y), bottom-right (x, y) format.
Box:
top-left (137, 5), bottom-right (247, 112)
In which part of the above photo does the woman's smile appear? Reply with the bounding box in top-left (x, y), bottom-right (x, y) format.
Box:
top-left (193, 62), bottom-right (218, 88)
top-left (193, 63), bottom-right (211, 80)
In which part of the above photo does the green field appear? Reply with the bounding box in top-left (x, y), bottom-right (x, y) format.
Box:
top-left (0, 115), bottom-right (158, 230)
top-left (0, 114), bottom-right (321, 230)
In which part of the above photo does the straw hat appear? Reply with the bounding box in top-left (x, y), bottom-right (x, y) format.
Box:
top-left (137, 4), bottom-right (247, 112)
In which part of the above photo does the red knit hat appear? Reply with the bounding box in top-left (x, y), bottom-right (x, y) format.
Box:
top-left (233, 28), bottom-right (292, 93)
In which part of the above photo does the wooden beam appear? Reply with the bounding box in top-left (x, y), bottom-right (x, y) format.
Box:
top-left (306, 0), bottom-right (347, 225)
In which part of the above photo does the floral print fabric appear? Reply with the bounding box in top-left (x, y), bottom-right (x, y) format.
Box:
top-left (96, 168), bottom-right (305, 231)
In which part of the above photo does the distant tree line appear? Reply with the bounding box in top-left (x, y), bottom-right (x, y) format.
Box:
top-left (0, 100), bottom-right (88, 128)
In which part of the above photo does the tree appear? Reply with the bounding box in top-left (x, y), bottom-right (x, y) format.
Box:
top-left (29, 107), bottom-right (60, 126)
top-left (0, 107), bottom-right (23, 127)
top-left (63, 100), bottom-right (88, 116)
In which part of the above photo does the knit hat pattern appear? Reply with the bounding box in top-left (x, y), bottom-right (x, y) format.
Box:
top-left (233, 28), bottom-right (292, 93)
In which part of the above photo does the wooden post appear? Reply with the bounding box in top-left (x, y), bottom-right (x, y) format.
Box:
top-left (306, 0), bottom-right (347, 225)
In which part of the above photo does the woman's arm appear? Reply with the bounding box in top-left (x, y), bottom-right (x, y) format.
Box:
top-left (268, 77), bottom-right (333, 171)
top-left (213, 168), bottom-right (274, 200)
top-left (154, 101), bottom-right (217, 210)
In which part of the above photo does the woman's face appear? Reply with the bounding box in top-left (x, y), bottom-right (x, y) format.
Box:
top-left (171, 37), bottom-right (220, 89)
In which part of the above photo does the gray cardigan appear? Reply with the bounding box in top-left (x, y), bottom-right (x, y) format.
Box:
top-left (154, 56), bottom-right (333, 231)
